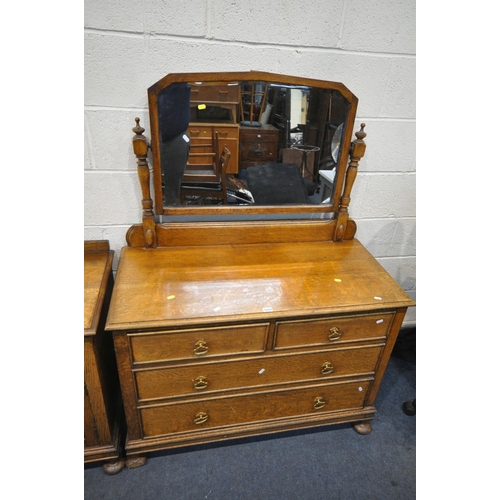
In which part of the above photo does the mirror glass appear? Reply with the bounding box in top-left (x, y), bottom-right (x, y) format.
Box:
top-left (148, 72), bottom-right (358, 219)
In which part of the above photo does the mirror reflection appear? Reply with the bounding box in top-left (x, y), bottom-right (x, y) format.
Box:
top-left (157, 80), bottom-right (349, 208)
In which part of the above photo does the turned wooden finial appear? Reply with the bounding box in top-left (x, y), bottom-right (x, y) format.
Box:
top-left (355, 123), bottom-right (367, 141)
top-left (133, 117), bottom-right (145, 136)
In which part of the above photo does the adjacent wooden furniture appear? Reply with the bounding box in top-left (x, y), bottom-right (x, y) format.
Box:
top-left (84, 240), bottom-right (125, 474)
top-left (239, 124), bottom-right (279, 172)
top-left (108, 71), bottom-right (415, 468)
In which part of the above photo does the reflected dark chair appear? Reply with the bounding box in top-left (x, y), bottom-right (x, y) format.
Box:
top-left (245, 162), bottom-right (311, 205)
top-left (180, 133), bottom-right (231, 205)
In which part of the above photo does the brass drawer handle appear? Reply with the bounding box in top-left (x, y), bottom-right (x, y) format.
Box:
top-left (193, 340), bottom-right (209, 356)
top-left (194, 412), bottom-right (208, 425)
top-left (314, 397), bottom-right (327, 410)
top-left (253, 144), bottom-right (263, 156)
top-left (194, 376), bottom-right (209, 390)
top-left (328, 327), bottom-right (342, 341)
top-left (321, 362), bottom-right (335, 375)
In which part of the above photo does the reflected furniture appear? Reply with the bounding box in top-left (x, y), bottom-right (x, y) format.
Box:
top-left (106, 71), bottom-right (415, 468)
top-left (187, 123), bottom-right (239, 175)
top-left (180, 140), bottom-right (232, 205)
top-left (318, 169), bottom-right (335, 203)
top-left (239, 124), bottom-right (279, 172)
top-left (187, 82), bottom-right (240, 175)
top-left (245, 162), bottom-right (310, 205)
top-left (84, 240), bottom-right (125, 474)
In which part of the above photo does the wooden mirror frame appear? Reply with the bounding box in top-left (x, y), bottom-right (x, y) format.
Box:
top-left (129, 71), bottom-right (366, 248)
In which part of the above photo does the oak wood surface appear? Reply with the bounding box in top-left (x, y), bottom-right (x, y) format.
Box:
top-left (106, 239), bottom-right (414, 331)
top-left (84, 241), bottom-right (112, 334)
top-left (134, 344), bottom-right (384, 402)
top-left (274, 311), bottom-right (394, 349)
top-left (140, 378), bottom-right (372, 437)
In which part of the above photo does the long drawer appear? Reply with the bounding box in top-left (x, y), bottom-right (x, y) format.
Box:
top-left (189, 84), bottom-right (240, 104)
top-left (274, 312), bottom-right (394, 350)
top-left (140, 379), bottom-right (371, 437)
top-left (188, 125), bottom-right (239, 142)
top-left (134, 345), bottom-right (383, 402)
top-left (129, 323), bottom-right (269, 364)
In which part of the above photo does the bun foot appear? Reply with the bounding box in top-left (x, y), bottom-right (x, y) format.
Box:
top-left (403, 399), bottom-right (416, 416)
top-left (126, 456), bottom-right (147, 469)
top-left (102, 458), bottom-right (126, 475)
top-left (353, 421), bottom-right (372, 435)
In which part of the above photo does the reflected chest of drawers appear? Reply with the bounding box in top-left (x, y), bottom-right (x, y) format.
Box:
top-left (239, 124), bottom-right (279, 171)
top-left (106, 238), bottom-right (414, 466)
top-left (187, 123), bottom-right (239, 175)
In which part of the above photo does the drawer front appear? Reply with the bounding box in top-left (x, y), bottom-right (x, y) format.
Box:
top-left (190, 85), bottom-right (240, 103)
top-left (274, 313), bottom-right (394, 350)
top-left (188, 126), bottom-right (213, 142)
top-left (240, 139), bottom-right (278, 162)
top-left (213, 125), bottom-right (239, 140)
top-left (140, 379), bottom-right (371, 437)
top-left (240, 129), bottom-right (278, 141)
top-left (130, 324), bottom-right (269, 364)
top-left (135, 345), bottom-right (383, 401)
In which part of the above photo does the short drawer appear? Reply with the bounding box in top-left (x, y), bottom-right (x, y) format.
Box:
top-left (129, 323), bottom-right (269, 364)
top-left (274, 313), bottom-right (394, 350)
top-left (140, 379), bottom-right (371, 437)
top-left (240, 140), bottom-right (277, 162)
top-left (188, 126), bottom-right (213, 141)
top-left (213, 125), bottom-right (239, 140)
top-left (135, 345), bottom-right (383, 401)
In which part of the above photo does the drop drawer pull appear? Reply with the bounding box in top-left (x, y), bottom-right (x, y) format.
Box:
top-left (321, 362), bottom-right (335, 375)
top-left (194, 376), bottom-right (209, 390)
top-left (328, 327), bottom-right (342, 341)
top-left (314, 397), bottom-right (327, 410)
top-left (194, 412), bottom-right (208, 425)
top-left (193, 340), bottom-right (209, 356)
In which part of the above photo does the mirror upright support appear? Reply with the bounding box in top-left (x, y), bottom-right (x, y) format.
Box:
top-left (334, 124), bottom-right (367, 241)
top-left (132, 118), bottom-right (157, 248)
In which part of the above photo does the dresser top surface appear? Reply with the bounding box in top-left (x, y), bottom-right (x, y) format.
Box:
top-left (106, 239), bottom-right (414, 331)
top-left (84, 247), bottom-right (113, 334)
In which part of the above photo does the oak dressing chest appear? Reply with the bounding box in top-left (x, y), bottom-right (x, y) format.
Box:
top-left (106, 71), bottom-right (415, 468)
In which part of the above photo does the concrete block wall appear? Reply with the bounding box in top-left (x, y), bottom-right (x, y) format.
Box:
top-left (84, 0), bottom-right (416, 326)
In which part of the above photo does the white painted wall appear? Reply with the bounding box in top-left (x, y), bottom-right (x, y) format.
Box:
top-left (84, 0), bottom-right (416, 325)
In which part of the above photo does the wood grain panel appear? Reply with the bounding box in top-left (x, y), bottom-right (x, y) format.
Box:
top-left (134, 345), bottom-right (383, 401)
top-left (141, 379), bottom-right (371, 437)
top-left (129, 324), bottom-right (269, 364)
